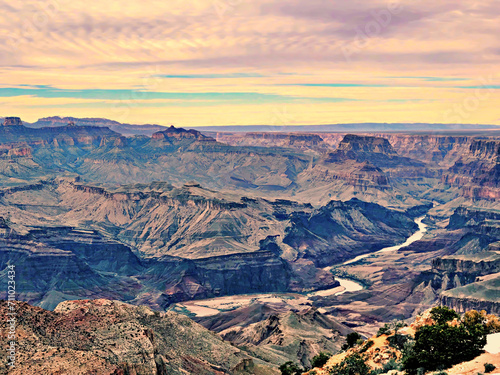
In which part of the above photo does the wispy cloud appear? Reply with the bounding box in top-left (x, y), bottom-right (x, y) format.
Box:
top-left (155, 73), bottom-right (265, 79)
top-left (0, 0), bottom-right (498, 126)
top-left (0, 86), bottom-right (357, 104)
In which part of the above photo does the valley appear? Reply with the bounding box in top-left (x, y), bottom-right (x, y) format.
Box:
top-left (1, 116), bottom-right (499, 372)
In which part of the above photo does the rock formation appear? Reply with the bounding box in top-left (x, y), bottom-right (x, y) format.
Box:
top-left (2, 117), bottom-right (23, 126)
top-left (0, 299), bottom-right (275, 374)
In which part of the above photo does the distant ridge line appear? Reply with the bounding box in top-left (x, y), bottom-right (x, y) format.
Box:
top-left (188, 123), bottom-right (500, 133)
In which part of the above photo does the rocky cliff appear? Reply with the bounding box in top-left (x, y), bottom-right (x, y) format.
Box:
top-left (439, 274), bottom-right (500, 314)
top-left (0, 299), bottom-right (276, 374)
top-left (0, 178), bottom-right (419, 309)
top-left (383, 134), bottom-right (474, 167)
top-left (152, 125), bottom-right (216, 143)
top-left (2, 117), bottom-right (23, 126)
top-left (443, 139), bottom-right (500, 200)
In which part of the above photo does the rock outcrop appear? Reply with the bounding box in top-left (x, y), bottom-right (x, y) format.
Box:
top-left (152, 125), bottom-right (216, 142)
top-left (440, 274), bottom-right (500, 314)
top-left (2, 117), bottom-right (23, 126)
top-left (324, 134), bottom-right (425, 168)
top-left (0, 299), bottom-right (275, 374)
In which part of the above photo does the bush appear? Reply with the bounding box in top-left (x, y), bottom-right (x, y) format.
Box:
top-left (387, 333), bottom-right (409, 351)
top-left (342, 332), bottom-right (362, 350)
top-left (402, 307), bottom-right (487, 375)
top-left (430, 306), bottom-right (459, 325)
top-left (377, 324), bottom-right (390, 337)
top-left (382, 358), bottom-right (401, 372)
top-left (311, 352), bottom-right (331, 368)
top-left (328, 353), bottom-right (369, 375)
top-left (484, 363), bottom-right (496, 373)
top-left (359, 340), bottom-right (374, 353)
top-left (279, 361), bottom-right (304, 375)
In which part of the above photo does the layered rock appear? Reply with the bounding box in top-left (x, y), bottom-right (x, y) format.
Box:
top-left (0, 179), bottom-right (420, 308)
top-left (2, 116), bottom-right (23, 126)
top-left (0, 299), bottom-right (275, 374)
top-left (203, 306), bottom-right (353, 368)
top-left (324, 134), bottom-right (424, 168)
top-left (443, 139), bottom-right (500, 200)
top-left (383, 134), bottom-right (473, 166)
top-left (283, 198), bottom-right (417, 267)
top-left (440, 274), bottom-right (500, 314)
top-left (152, 125), bottom-right (216, 142)
top-left (212, 132), bottom-right (326, 151)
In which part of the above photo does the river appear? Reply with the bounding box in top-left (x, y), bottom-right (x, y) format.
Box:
top-left (343, 216), bottom-right (428, 265)
top-left (332, 216), bottom-right (428, 295)
top-left (171, 216), bottom-right (429, 315)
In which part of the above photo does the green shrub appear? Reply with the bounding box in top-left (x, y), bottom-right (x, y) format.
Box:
top-left (342, 332), bottom-right (362, 350)
top-left (402, 307), bottom-right (487, 375)
top-left (430, 306), bottom-right (459, 325)
top-left (328, 353), bottom-right (369, 375)
top-left (279, 361), bottom-right (303, 375)
top-left (484, 363), bottom-right (496, 373)
top-left (382, 358), bottom-right (401, 372)
top-left (387, 333), bottom-right (409, 351)
top-left (359, 340), bottom-right (374, 353)
top-left (311, 352), bottom-right (331, 368)
top-left (377, 324), bottom-right (390, 337)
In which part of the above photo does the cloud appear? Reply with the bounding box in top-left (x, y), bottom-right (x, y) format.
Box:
top-left (0, 0), bottom-right (498, 126)
top-left (0, 86), bottom-right (358, 104)
top-left (156, 73), bottom-right (265, 79)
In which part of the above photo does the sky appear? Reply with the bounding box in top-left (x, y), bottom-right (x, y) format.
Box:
top-left (0, 0), bottom-right (499, 127)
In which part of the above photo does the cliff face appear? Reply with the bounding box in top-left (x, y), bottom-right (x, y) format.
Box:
top-left (443, 139), bottom-right (500, 200)
top-left (210, 131), bottom-right (333, 151)
top-left (2, 117), bottom-right (23, 126)
top-left (0, 119), bottom-right (117, 144)
top-left (0, 222), bottom-right (293, 310)
top-left (439, 274), bottom-right (500, 314)
top-left (283, 198), bottom-right (417, 266)
top-left (384, 134), bottom-right (473, 166)
top-left (0, 299), bottom-right (275, 375)
top-left (422, 205), bottom-right (500, 314)
top-left (147, 251), bottom-right (293, 307)
top-left (448, 207), bottom-right (500, 230)
top-left (152, 125), bottom-right (216, 142)
top-left (432, 257), bottom-right (500, 276)
top-left (291, 134), bottom-right (432, 207)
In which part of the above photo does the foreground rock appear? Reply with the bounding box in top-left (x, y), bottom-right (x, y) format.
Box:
top-left (0, 299), bottom-right (277, 375)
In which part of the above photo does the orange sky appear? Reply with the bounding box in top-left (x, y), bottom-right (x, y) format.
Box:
top-left (0, 0), bottom-right (499, 127)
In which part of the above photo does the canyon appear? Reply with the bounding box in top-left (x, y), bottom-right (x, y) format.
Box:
top-left (0, 116), bottom-right (499, 373)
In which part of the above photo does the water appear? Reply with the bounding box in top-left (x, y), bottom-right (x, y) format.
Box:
top-left (334, 277), bottom-right (364, 296)
top-left (343, 216), bottom-right (428, 265)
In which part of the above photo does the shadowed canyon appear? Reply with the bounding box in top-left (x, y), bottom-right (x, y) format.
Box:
top-left (1, 116), bottom-right (499, 374)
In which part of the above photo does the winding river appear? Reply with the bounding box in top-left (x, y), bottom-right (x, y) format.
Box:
top-left (333, 216), bottom-right (428, 295)
top-left (343, 216), bottom-right (428, 265)
top-left (172, 216), bottom-right (430, 316)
